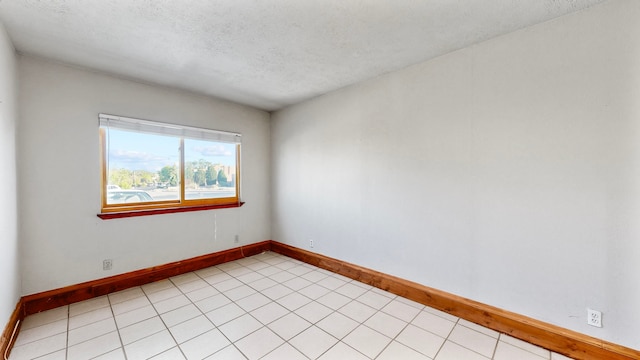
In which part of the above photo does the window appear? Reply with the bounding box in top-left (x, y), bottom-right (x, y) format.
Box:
top-left (99, 114), bottom-right (241, 216)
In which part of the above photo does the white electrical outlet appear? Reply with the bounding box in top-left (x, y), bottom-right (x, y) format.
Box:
top-left (587, 308), bottom-right (602, 327)
top-left (309, 239), bottom-right (314, 248)
top-left (103, 259), bottom-right (113, 271)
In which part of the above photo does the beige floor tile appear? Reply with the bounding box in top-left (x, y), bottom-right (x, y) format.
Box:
top-left (261, 343), bottom-right (307, 360)
top-left (268, 312), bottom-right (311, 340)
top-left (364, 311), bottom-right (408, 338)
top-left (67, 331), bottom-right (121, 360)
top-left (217, 314), bottom-right (262, 342)
top-left (20, 306), bottom-right (69, 331)
top-left (11, 253), bottom-right (573, 360)
top-left (396, 324), bottom-right (446, 359)
top-left (499, 334), bottom-right (550, 358)
top-left (448, 323), bottom-right (498, 358)
top-left (343, 324), bottom-right (391, 359)
top-left (234, 327), bottom-right (284, 360)
top-left (123, 330), bottom-right (176, 360)
top-left (318, 342), bottom-right (369, 360)
top-left (410, 309), bottom-right (457, 338)
top-left (493, 341), bottom-right (548, 360)
top-left (436, 340), bottom-right (491, 360)
top-left (179, 329), bottom-right (230, 360)
top-left (68, 317), bottom-right (117, 346)
top-left (377, 341), bottom-right (433, 360)
top-left (119, 316), bottom-right (165, 345)
top-left (9, 332), bottom-right (67, 360)
top-left (249, 301), bottom-right (289, 325)
top-left (289, 326), bottom-right (338, 359)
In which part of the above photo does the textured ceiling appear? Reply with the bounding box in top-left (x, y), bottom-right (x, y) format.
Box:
top-left (0, 0), bottom-right (606, 111)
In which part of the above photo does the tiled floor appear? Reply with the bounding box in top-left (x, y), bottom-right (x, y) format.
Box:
top-left (10, 252), bottom-right (575, 360)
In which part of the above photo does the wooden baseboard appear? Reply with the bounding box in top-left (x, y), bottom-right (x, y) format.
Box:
top-left (21, 241), bottom-right (271, 317)
top-left (0, 301), bottom-right (22, 360)
top-left (8, 240), bottom-right (638, 360)
top-left (270, 241), bottom-right (640, 360)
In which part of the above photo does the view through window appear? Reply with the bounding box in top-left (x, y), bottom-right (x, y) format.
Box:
top-left (99, 114), bottom-right (241, 213)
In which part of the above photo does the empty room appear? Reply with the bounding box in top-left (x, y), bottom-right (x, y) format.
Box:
top-left (1, 0), bottom-right (639, 359)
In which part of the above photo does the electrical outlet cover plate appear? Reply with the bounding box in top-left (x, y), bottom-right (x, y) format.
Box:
top-left (103, 259), bottom-right (113, 271)
top-left (587, 308), bottom-right (602, 328)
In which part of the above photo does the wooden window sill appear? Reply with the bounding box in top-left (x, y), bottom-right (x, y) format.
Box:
top-left (97, 202), bottom-right (245, 220)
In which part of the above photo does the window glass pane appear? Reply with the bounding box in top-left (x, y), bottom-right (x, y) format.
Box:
top-left (184, 138), bottom-right (237, 200)
top-left (105, 129), bottom-right (180, 204)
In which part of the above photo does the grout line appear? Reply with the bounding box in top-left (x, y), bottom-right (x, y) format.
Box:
top-left (13, 252), bottom-right (579, 360)
top-left (107, 293), bottom-right (128, 360)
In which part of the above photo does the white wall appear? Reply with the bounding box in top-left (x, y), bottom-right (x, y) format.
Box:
top-left (18, 56), bottom-right (271, 295)
top-left (0, 20), bottom-right (20, 329)
top-left (271, 0), bottom-right (640, 349)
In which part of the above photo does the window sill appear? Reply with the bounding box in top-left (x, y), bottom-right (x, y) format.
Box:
top-left (97, 202), bottom-right (245, 220)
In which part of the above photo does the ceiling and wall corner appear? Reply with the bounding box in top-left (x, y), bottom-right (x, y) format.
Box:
top-left (0, 0), bottom-right (606, 111)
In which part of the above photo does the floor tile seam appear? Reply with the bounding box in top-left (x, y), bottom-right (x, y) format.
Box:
top-left (19, 307), bottom-right (70, 332)
top-left (27, 348), bottom-right (64, 360)
top-left (496, 342), bottom-right (550, 360)
top-left (336, 299), bottom-right (377, 324)
top-left (124, 330), bottom-right (178, 360)
top-left (113, 301), bottom-right (157, 327)
top-left (108, 288), bottom-right (147, 306)
top-left (146, 289), bottom-right (186, 307)
top-left (457, 319), bottom-right (500, 339)
top-left (427, 315), bottom-right (462, 360)
top-left (253, 343), bottom-right (302, 360)
top-left (10, 335), bottom-right (65, 360)
top-left (266, 314), bottom-right (314, 344)
top-left (12, 320), bottom-right (69, 349)
top-left (152, 346), bottom-right (183, 360)
top-left (350, 297), bottom-right (388, 313)
top-left (284, 324), bottom-right (341, 360)
top-left (422, 306), bottom-right (461, 323)
top-left (446, 336), bottom-right (497, 359)
top-left (175, 279), bottom-right (213, 294)
top-left (294, 299), bottom-right (338, 325)
top-left (244, 277), bottom-right (281, 294)
top-left (168, 319), bottom-right (217, 347)
top-left (489, 334), bottom-right (500, 360)
top-left (73, 332), bottom-right (122, 360)
top-left (120, 323), bottom-right (166, 348)
top-left (336, 340), bottom-right (373, 360)
top-left (377, 301), bottom-right (423, 325)
top-left (150, 274), bottom-right (224, 344)
top-left (447, 322), bottom-right (501, 358)
top-left (111, 297), bottom-right (155, 318)
top-left (496, 336), bottom-right (550, 359)
top-left (221, 341), bottom-right (259, 360)
top-left (67, 317), bottom-right (122, 349)
top-left (105, 291), bottom-right (130, 360)
top-left (216, 319), bottom-right (273, 357)
top-left (254, 299), bottom-right (298, 326)
top-left (69, 298), bottom-right (112, 318)
top-left (9, 333), bottom-right (68, 360)
top-left (371, 306), bottom-right (423, 356)
top-left (141, 281), bottom-right (177, 297)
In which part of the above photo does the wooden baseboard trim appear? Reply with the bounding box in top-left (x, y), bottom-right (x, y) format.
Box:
top-left (21, 241), bottom-right (271, 317)
top-left (270, 241), bottom-right (640, 360)
top-left (1, 301), bottom-right (22, 360)
top-left (9, 240), bottom-right (638, 360)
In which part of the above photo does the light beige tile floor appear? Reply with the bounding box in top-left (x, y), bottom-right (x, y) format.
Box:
top-left (9, 252), bottom-right (575, 360)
